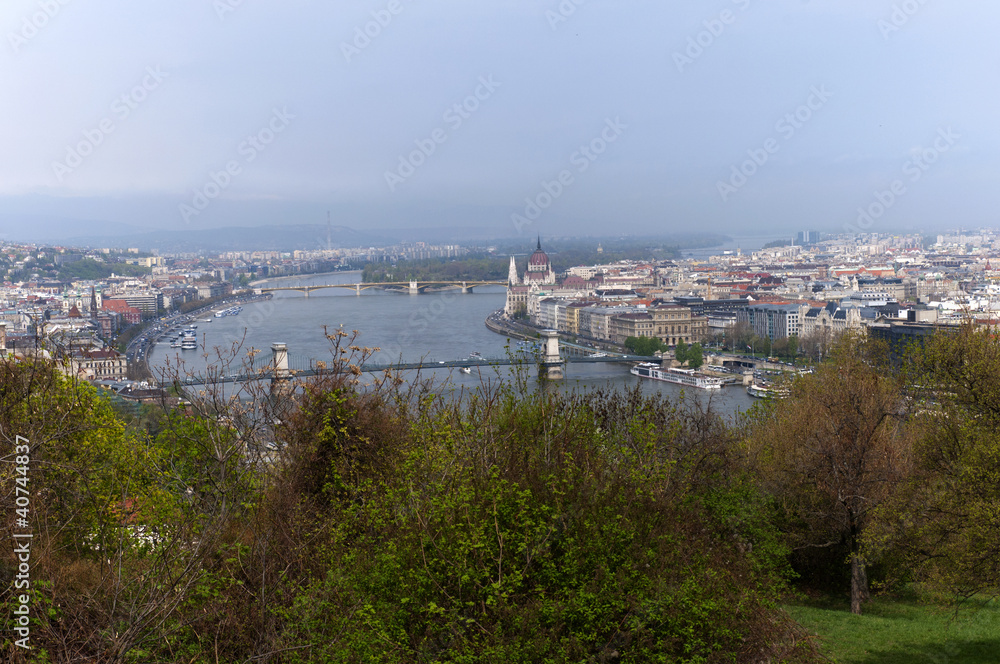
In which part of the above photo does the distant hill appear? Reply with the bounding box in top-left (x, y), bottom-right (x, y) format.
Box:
top-left (60, 224), bottom-right (395, 253)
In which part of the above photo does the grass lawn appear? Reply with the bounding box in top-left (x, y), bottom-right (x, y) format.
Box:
top-left (785, 588), bottom-right (1000, 663)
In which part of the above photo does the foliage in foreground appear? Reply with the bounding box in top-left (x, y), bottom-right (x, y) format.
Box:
top-left (271, 381), bottom-right (814, 662)
top-left (0, 344), bottom-right (820, 663)
top-left (868, 323), bottom-right (1000, 600)
top-left (745, 334), bottom-right (912, 615)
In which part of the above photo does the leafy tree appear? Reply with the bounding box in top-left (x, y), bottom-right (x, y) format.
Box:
top-left (688, 342), bottom-right (704, 369)
top-left (746, 333), bottom-right (911, 614)
top-left (625, 335), bottom-right (664, 356)
top-left (675, 339), bottom-right (688, 363)
top-left (869, 324), bottom-right (1000, 599)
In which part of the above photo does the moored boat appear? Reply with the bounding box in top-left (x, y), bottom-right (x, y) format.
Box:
top-left (630, 362), bottom-right (723, 390)
top-left (746, 382), bottom-right (788, 399)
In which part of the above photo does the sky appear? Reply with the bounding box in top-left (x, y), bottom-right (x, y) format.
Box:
top-left (0, 0), bottom-right (997, 243)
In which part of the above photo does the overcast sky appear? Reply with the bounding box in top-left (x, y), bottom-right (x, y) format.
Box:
top-left (0, 0), bottom-right (996, 241)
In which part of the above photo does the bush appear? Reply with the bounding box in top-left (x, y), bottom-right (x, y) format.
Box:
top-left (275, 386), bottom-right (820, 662)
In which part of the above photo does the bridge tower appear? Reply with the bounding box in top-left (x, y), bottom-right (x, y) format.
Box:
top-left (538, 329), bottom-right (564, 380)
top-left (409, 280), bottom-right (419, 295)
top-left (270, 342), bottom-right (291, 397)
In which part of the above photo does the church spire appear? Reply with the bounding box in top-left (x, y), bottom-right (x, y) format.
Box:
top-left (537, 235), bottom-right (541, 250)
top-left (508, 255), bottom-right (519, 286)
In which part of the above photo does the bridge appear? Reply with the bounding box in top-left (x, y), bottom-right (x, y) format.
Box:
top-left (259, 280), bottom-right (507, 297)
top-left (169, 336), bottom-right (663, 389)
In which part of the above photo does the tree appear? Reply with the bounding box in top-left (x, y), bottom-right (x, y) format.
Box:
top-left (746, 333), bottom-right (911, 614)
top-left (675, 339), bottom-right (689, 363)
top-left (869, 323), bottom-right (1000, 599)
top-left (729, 321), bottom-right (753, 353)
top-left (625, 336), bottom-right (663, 356)
top-left (688, 343), bottom-right (704, 369)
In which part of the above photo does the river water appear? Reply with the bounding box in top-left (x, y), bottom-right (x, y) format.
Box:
top-left (149, 271), bottom-right (756, 422)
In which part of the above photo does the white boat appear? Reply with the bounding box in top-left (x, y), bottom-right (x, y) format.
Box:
top-left (746, 383), bottom-right (787, 399)
top-left (459, 367), bottom-right (472, 374)
top-left (630, 363), bottom-right (723, 390)
top-left (181, 328), bottom-right (197, 350)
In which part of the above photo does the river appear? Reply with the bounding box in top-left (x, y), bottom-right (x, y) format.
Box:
top-left (149, 271), bottom-right (757, 422)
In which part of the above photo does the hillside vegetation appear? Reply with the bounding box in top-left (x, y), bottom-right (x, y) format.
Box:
top-left (1, 326), bottom-right (999, 661)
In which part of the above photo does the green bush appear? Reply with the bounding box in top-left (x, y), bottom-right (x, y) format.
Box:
top-left (275, 387), bottom-right (818, 663)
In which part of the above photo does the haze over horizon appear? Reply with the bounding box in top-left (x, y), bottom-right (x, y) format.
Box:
top-left (2, 0), bottom-right (996, 244)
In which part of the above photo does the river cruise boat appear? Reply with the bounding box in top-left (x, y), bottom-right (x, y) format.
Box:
top-left (630, 363), bottom-right (723, 390)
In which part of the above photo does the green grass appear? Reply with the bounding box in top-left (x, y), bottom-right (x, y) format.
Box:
top-left (785, 588), bottom-right (1000, 663)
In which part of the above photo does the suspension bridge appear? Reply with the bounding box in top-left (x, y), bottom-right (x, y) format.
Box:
top-left (169, 334), bottom-right (662, 388)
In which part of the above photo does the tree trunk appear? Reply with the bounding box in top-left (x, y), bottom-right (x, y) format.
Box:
top-left (850, 550), bottom-right (870, 615)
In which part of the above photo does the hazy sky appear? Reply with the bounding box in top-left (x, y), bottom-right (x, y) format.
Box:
top-left (1, 0), bottom-right (996, 241)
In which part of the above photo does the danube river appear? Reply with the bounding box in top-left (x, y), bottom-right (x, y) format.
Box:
top-left (149, 271), bottom-right (757, 421)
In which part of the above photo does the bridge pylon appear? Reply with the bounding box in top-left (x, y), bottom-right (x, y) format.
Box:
top-left (409, 280), bottom-right (419, 295)
top-left (538, 329), bottom-right (564, 380)
top-left (270, 342), bottom-right (292, 397)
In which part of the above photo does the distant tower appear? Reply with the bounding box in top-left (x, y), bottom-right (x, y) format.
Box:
top-left (326, 211), bottom-right (332, 251)
top-left (597, 243), bottom-right (603, 254)
top-left (90, 286), bottom-right (98, 320)
top-left (508, 256), bottom-right (519, 286)
top-left (525, 238), bottom-right (555, 286)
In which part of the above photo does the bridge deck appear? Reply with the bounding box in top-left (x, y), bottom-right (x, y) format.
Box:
top-left (260, 281), bottom-right (507, 294)
top-left (172, 353), bottom-right (660, 385)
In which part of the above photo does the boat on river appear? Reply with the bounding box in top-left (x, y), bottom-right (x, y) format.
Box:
top-left (746, 382), bottom-right (788, 399)
top-left (630, 363), bottom-right (723, 390)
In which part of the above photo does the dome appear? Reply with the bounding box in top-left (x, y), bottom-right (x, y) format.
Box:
top-left (528, 249), bottom-right (549, 266)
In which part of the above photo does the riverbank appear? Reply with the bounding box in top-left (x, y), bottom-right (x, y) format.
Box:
top-left (484, 311), bottom-right (537, 342)
top-left (130, 293), bottom-right (274, 383)
top-left (484, 311), bottom-right (630, 356)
